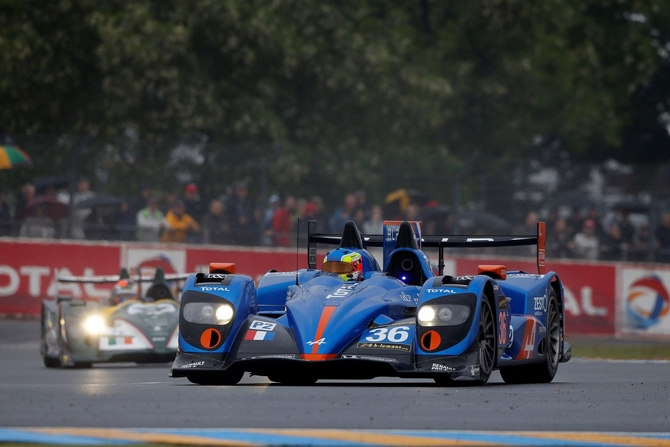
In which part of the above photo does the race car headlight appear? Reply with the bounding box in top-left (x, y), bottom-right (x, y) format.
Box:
top-left (215, 304), bottom-right (234, 323)
top-left (83, 315), bottom-right (105, 335)
top-left (418, 304), bottom-right (470, 327)
top-left (417, 306), bottom-right (436, 323)
top-left (183, 302), bottom-right (234, 325)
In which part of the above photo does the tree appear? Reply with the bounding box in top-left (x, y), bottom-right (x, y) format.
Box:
top-left (2, 0), bottom-right (670, 210)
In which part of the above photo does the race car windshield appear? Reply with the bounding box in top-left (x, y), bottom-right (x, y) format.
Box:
top-left (117, 291), bottom-right (136, 300)
top-left (322, 261), bottom-right (354, 274)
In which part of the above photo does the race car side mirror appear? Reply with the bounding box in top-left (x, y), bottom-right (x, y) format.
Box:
top-left (477, 265), bottom-right (507, 280)
top-left (209, 262), bottom-right (236, 274)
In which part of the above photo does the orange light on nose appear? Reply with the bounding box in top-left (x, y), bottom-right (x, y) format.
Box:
top-left (421, 330), bottom-right (442, 351)
top-left (200, 328), bottom-right (222, 349)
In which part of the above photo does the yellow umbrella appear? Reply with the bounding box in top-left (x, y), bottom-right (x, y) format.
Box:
top-left (0, 145), bottom-right (32, 169)
top-left (385, 189), bottom-right (411, 213)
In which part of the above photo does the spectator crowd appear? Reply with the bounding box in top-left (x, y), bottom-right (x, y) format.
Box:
top-left (539, 206), bottom-right (657, 263)
top-left (1, 179), bottom-right (669, 264)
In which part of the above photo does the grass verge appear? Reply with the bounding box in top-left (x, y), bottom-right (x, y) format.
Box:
top-left (569, 337), bottom-right (670, 360)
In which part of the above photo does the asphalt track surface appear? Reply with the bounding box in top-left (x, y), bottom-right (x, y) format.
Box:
top-left (2, 320), bottom-right (670, 446)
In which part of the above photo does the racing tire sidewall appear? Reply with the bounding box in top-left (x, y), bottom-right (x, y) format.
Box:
top-left (544, 289), bottom-right (561, 379)
top-left (477, 297), bottom-right (496, 385)
top-left (41, 305), bottom-right (61, 368)
top-left (499, 288), bottom-right (561, 384)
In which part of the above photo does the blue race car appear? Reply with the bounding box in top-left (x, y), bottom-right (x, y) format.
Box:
top-left (170, 220), bottom-right (571, 385)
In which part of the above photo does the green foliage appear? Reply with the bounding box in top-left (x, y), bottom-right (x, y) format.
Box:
top-left (1, 0), bottom-right (669, 204)
top-left (0, 0), bottom-right (102, 134)
top-left (571, 338), bottom-right (670, 360)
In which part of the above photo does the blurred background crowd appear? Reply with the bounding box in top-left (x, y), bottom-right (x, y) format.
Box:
top-left (1, 172), bottom-right (668, 264)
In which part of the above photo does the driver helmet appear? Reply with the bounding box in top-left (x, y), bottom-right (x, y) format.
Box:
top-left (110, 279), bottom-right (139, 305)
top-left (322, 248), bottom-right (363, 282)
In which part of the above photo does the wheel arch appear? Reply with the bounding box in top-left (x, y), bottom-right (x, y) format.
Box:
top-left (482, 279), bottom-right (498, 365)
top-left (547, 273), bottom-right (565, 363)
top-left (548, 274), bottom-right (565, 332)
top-left (474, 279), bottom-right (498, 382)
top-left (482, 280), bottom-right (497, 318)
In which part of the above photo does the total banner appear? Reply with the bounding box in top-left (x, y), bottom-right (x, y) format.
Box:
top-left (0, 239), bottom-right (298, 316)
top-left (3, 238), bottom-right (670, 338)
top-left (619, 265), bottom-right (670, 337)
top-left (0, 241), bottom-right (120, 315)
top-left (455, 257), bottom-right (616, 335)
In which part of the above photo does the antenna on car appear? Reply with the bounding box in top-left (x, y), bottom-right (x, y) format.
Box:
top-left (307, 220), bottom-right (318, 269)
top-left (295, 218), bottom-right (300, 285)
top-left (137, 265), bottom-right (143, 297)
top-left (537, 221), bottom-right (546, 275)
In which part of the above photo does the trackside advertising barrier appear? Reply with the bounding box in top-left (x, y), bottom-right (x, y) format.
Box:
top-left (619, 264), bottom-right (670, 338)
top-left (0, 238), bottom-right (299, 316)
top-left (2, 238), bottom-right (670, 339)
top-left (456, 257), bottom-right (670, 339)
top-left (455, 257), bottom-right (616, 336)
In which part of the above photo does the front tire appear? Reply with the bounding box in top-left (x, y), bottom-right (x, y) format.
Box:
top-left (500, 289), bottom-right (561, 384)
top-left (475, 297), bottom-right (496, 385)
top-left (43, 351), bottom-right (61, 368)
top-left (41, 306), bottom-right (62, 368)
top-left (42, 337), bottom-right (62, 368)
top-left (55, 312), bottom-right (93, 369)
top-left (71, 362), bottom-right (93, 369)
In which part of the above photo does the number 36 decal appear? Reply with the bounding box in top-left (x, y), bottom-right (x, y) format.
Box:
top-left (363, 326), bottom-right (412, 343)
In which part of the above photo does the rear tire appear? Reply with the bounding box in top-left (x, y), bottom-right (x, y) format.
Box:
top-left (187, 370), bottom-right (244, 385)
top-left (500, 289), bottom-right (561, 384)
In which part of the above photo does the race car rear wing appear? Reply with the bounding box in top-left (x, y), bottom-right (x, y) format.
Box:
top-left (56, 268), bottom-right (192, 302)
top-left (57, 273), bottom-right (191, 283)
top-left (307, 220), bottom-right (546, 275)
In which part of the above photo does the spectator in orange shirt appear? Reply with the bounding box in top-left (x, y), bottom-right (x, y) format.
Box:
top-left (161, 200), bottom-right (200, 243)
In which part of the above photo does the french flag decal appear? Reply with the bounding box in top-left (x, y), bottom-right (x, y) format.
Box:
top-left (244, 330), bottom-right (275, 341)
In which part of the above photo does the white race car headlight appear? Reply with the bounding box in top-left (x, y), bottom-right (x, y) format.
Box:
top-left (417, 306), bottom-right (436, 323)
top-left (83, 315), bottom-right (106, 335)
top-left (183, 302), bottom-right (234, 325)
top-left (418, 304), bottom-right (471, 327)
top-left (215, 304), bottom-right (234, 323)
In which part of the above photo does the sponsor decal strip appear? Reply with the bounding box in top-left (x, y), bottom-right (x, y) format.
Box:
top-left (244, 330), bottom-right (275, 341)
top-left (312, 306), bottom-right (336, 355)
top-left (8, 428), bottom-right (670, 447)
top-left (515, 316), bottom-right (536, 360)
